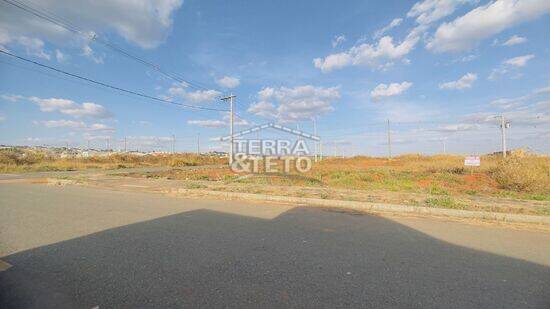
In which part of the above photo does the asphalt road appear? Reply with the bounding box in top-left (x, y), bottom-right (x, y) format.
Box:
top-left (1, 183), bottom-right (549, 308)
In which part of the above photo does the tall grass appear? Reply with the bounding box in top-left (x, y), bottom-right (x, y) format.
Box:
top-left (0, 148), bottom-right (225, 173)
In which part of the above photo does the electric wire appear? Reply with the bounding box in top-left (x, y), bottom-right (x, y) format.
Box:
top-left (0, 49), bottom-right (228, 112)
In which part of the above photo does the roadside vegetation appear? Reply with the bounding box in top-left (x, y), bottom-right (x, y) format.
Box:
top-left (4, 147), bottom-right (549, 215)
top-left (121, 154), bottom-right (550, 215)
top-left (125, 154), bottom-right (550, 200)
top-left (0, 147), bottom-right (224, 173)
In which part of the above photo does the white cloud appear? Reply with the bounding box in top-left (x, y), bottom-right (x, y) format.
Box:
top-left (373, 18), bottom-right (403, 39)
top-left (533, 100), bottom-right (550, 112)
top-left (501, 35), bottom-right (527, 46)
top-left (488, 54), bottom-right (534, 80)
top-left (87, 123), bottom-right (115, 131)
top-left (370, 82), bottom-right (413, 100)
top-left (28, 96), bottom-right (112, 118)
top-left (247, 101), bottom-right (277, 118)
top-left (81, 42), bottom-right (104, 64)
top-left (314, 32), bottom-right (420, 72)
top-left (427, 0), bottom-right (550, 52)
top-left (534, 86), bottom-right (550, 95)
top-left (60, 102), bottom-right (111, 118)
top-left (503, 54), bottom-right (534, 67)
top-left (439, 73), bottom-right (477, 90)
top-left (332, 35), bottom-right (347, 48)
top-left (0, 114), bottom-right (6, 122)
top-left (407, 0), bottom-right (476, 25)
top-left (0, 0), bottom-right (183, 51)
top-left (248, 85), bottom-right (340, 122)
top-left (29, 97), bottom-right (75, 112)
top-left (167, 83), bottom-right (221, 103)
top-left (183, 90), bottom-right (221, 103)
top-left (17, 36), bottom-right (50, 60)
top-left (187, 119), bottom-right (226, 128)
top-left (436, 123), bottom-right (480, 132)
top-left (41, 120), bottom-right (85, 128)
top-left (37, 119), bottom-right (114, 132)
top-left (216, 76), bottom-right (240, 89)
top-left (490, 95), bottom-right (528, 110)
top-left (1, 94), bottom-right (24, 102)
top-left (55, 49), bottom-right (67, 62)
top-left (454, 54), bottom-right (478, 62)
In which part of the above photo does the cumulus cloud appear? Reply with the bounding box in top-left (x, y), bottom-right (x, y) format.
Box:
top-left (427, 0), bottom-right (550, 52)
top-left (29, 97), bottom-right (74, 112)
top-left (60, 102), bottom-right (111, 118)
top-left (167, 83), bottom-right (221, 103)
top-left (501, 35), bottom-right (527, 46)
top-left (216, 76), bottom-right (240, 89)
top-left (248, 85), bottom-right (340, 122)
top-left (370, 82), bottom-right (413, 100)
top-left (26, 96), bottom-right (112, 118)
top-left (373, 18), bottom-right (402, 39)
top-left (439, 73), bottom-right (477, 90)
top-left (0, 0), bottom-right (183, 51)
top-left (332, 35), bottom-right (347, 48)
top-left (314, 32), bottom-right (420, 72)
top-left (407, 0), bottom-right (476, 25)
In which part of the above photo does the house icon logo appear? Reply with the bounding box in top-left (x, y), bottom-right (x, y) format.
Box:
top-left (217, 122), bottom-right (321, 173)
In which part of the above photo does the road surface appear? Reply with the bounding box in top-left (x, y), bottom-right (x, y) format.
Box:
top-left (1, 183), bottom-right (549, 308)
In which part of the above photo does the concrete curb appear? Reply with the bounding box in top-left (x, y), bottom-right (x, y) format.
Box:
top-left (174, 188), bottom-right (550, 225)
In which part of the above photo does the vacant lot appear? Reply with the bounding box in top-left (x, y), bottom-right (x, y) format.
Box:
top-left (0, 148), bottom-right (224, 173)
top-left (119, 154), bottom-right (550, 215)
top-left (127, 155), bottom-right (550, 200)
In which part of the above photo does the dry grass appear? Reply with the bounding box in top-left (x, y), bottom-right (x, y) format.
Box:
top-left (0, 148), bottom-right (225, 173)
top-left (130, 154), bottom-right (550, 201)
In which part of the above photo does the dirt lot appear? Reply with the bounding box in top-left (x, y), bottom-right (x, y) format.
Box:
top-left (112, 155), bottom-right (549, 215)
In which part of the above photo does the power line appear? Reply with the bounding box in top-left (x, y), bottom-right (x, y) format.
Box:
top-left (1, 0), bottom-right (221, 94)
top-left (0, 49), bottom-right (228, 112)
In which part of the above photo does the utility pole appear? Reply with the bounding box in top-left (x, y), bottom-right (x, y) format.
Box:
top-left (387, 119), bottom-right (392, 160)
top-left (124, 137), bottom-right (127, 152)
top-left (220, 94), bottom-right (236, 166)
top-left (197, 133), bottom-right (200, 155)
top-left (171, 134), bottom-right (176, 154)
top-left (498, 115), bottom-right (510, 158)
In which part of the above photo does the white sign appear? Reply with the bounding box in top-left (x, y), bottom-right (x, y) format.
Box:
top-left (464, 156), bottom-right (480, 167)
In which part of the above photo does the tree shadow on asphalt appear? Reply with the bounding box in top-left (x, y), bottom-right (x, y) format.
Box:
top-left (1, 206), bottom-right (549, 308)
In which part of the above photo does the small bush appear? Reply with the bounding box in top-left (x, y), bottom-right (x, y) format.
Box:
top-left (490, 157), bottom-right (550, 194)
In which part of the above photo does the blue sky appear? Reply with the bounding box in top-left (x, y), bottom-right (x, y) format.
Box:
top-left (1, 0), bottom-right (549, 155)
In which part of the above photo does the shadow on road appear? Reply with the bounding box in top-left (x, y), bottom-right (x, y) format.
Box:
top-left (1, 206), bottom-right (549, 308)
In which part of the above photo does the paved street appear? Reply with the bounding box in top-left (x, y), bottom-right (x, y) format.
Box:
top-left (1, 183), bottom-right (549, 308)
